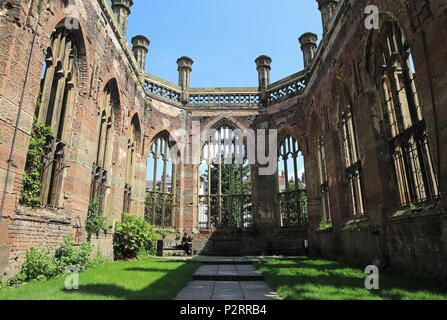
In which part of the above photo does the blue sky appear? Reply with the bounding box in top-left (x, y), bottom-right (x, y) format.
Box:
top-left (126, 0), bottom-right (322, 88)
top-left (123, 1), bottom-right (320, 181)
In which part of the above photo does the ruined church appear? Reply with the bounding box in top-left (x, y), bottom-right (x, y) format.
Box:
top-left (0, 0), bottom-right (446, 281)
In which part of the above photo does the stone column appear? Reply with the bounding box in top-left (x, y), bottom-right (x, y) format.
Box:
top-left (251, 122), bottom-right (281, 231)
top-left (255, 55), bottom-right (272, 106)
top-left (299, 33), bottom-right (318, 70)
top-left (316, 0), bottom-right (339, 35)
top-left (177, 56), bottom-right (194, 104)
top-left (111, 0), bottom-right (134, 36)
top-left (131, 35), bottom-right (150, 71)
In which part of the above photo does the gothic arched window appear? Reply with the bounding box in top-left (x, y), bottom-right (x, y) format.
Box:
top-left (317, 135), bottom-right (331, 223)
top-left (338, 95), bottom-right (364, 217)
top-left (90, 82), bottom-right (118, 211)
top-left (376, 22), bottom-right (439, 207)
top-left (199, 125), bottom-right (253, 229)
top-left (123, 116), bottom-right (140, 213)
top-left (36, 25), bottom-right (80, 208)
top-left (146, 133), bottom-right (178, 227)
top-left (278, 134), bottom-right (308, 227)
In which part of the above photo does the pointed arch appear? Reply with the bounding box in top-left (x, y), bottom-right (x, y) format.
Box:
top-left (25, 17), bottom-right (88, 209)
top-left (332, 79), bottom-right (365, 217)
top-left (277, 129), bottom-right (308, 227)
top-left (198, 119), bottom-right (253, 229)
top-left (146, 130), bottom-right (179, 227)
top-left (366, 17), bottom-right (439, 207)
top-left (89, 78), bottom-right (122, 212)
top-left (310, 112), bottom-right (331, 223)
top-left (123, 113), bottom-right (142, 213)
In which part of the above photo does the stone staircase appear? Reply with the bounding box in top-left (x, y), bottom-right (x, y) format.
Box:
top-left (175, 257), bottom-right (282, 300)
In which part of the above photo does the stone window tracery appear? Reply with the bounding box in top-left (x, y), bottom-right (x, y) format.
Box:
top-left (278, 135), bottom-right (308, 227)
top-left (146, 133), bottom-right (177, 227)
top-left (377, 22), bottom-right (439, 207)
top-left (36, 26), bottom-right (78, 209)
top-left (123, 118), bottom-right (138, 213)
top-left (90, 83), bottom-right (116, 212)
top-left (338, 99), bottom-right (364, 217)
top-left (199, 125), bottom-right (253, 229)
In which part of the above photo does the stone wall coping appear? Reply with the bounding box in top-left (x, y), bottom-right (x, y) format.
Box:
top-left (145, 73), bottom-right (182, 91)
top-left (13, 205), bottom-right (72, 224)
top-left (98, 0), bottom-right (143, 84)
top-left (306, 0), bottom-right (346, 87)
top-left (189, 87), bottom-right (259, 94)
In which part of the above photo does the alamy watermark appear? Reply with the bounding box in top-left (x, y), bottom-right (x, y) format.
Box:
top-left (364, 5), bottom-right (380, 30)
top-left (65, 266), bottom-right (79, 290)
top-left (64, 6), bottom-right (81, 30)
top-left (168, 121), bottom-right (278, 176)
top-left (364, 265), bottom-right (379, 290)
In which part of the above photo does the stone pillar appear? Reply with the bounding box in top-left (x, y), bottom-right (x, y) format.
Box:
top-left (251, 123), bottom-right (280, 231)
top-left (131, 35), bottom-right (150, 71)
top-left (177, 56), bottom-right (194, 104)
top-left (299, 33), bottom-right (318, 70)
top-left (111, 0), bottom-right (134, 36)
top-left (255, 55), bottom-right (272, 106)
top-left (316, 0), bottom-right (339, 35)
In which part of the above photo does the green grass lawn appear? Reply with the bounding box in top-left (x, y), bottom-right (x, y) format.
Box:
top-left (255, 258), bottom-right (447, 300)
top-left (0, 257), bottom-right (201, 300)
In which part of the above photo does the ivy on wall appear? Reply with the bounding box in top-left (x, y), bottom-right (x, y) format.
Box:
top-left (20, 93), bottom-right (53, 209)
top-left (86, 198), bottom-right (112, 236)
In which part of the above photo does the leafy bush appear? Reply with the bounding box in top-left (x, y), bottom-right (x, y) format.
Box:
top-left (86, 198), bottom-right (112, 235)
top-left (159, 229), bottom-right (170, 239)
top-left (114, 213), bottom-right (158, 260)
top-left (55, 235), bottom-right (104, 271)
top-left (10, 236), bottom-right (105, 284)
top-left (16, 247), bottom-right (59, 282)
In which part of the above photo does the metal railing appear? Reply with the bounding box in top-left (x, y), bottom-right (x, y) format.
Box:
top-left (199, 194), bottom-right (252, 229)
top-left (279, 189), bottom-right (308, 227)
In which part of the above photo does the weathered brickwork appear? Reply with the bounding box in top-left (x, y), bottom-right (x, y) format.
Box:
top-left (0, 0), bottom-right (446, 281)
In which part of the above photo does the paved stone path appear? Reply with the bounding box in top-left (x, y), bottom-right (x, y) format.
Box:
top-left (174, 257), bottom-right (283, 301)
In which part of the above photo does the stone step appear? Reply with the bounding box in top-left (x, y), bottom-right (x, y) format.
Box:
top-left (199, 257), bottom-right (260, 265)
top-left (175, 281), bottom-right (282, 300)
top-left (163, 249), bottom-right (187, 257)
top-left (192, 264), bottom-right (264, 281)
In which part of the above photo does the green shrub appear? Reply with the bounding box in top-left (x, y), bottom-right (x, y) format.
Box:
top-left (159, 229), bottom-right (170, 239)
top-left (114, 213), bottom-right (158, 260)
top-left (55, 235), bottom-right (103, 271)
top-left (17, 247), bottom-right (59, 282)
